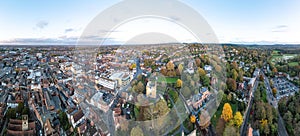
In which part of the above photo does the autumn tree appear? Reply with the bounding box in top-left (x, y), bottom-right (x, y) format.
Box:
top-left (129, 63), bottom-right (136, 70)
top-left (215, 65), bottom-right (222, 73)
top-left (231, 61), bottom-right (238, 70)
top-left (166, 61), bottom-right (175, 71)
top-left (130, 126), bottom-right (144, 136)
top-left (221, 103), bottom-right (233, 122)
top-left (237, 70), bottom-right (244, 82)
top-left (136, 81), bottom-right (145, 94)
top-left (190, 115), bottom-right (196, 123)
top-left (272, 88), bottom-right (277, 96)
top-left (176, 79), bottom-right (183, 88)
top-left (233, 111), bottom-right (243, 128)
top-left (259, 74), bottom-right (264, 81)
top-left (166, 61), bottom-right (176, 76)
top-left (160, 67), bottom-right (167, 76)
top-left (198, 67), bottom-right (206, 77)
top-left (178, 63), bottom-right (184, 74)
top-left (195, 58), bottom-right (201, 67)
top-left (272, 67), bottom-right (278, 73)
top-left (226, 78), bottom-right (237, 92)
top-left (154, 99), bottom-right (170, 116)
top-left (231, 69), bottom-right (238, 81)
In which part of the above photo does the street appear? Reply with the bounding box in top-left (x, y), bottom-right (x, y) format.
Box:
top-left (240, 78), bottom-right (258, 136)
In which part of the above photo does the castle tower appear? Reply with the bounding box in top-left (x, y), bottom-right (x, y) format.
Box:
top-left (22, 115), bottom-right (28, 131)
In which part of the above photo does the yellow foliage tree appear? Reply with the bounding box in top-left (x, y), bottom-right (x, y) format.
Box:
top-left (221, 103), bottom-right (233, 122)
top-left (178, 64), bottom-right (184, 74)
top-left (129, 63), bottom-right (136, 70)
top-left (260, 119), bottom-right (268, 127)
top-left (190, 115), bottom-right (196, 123)
top-left (272, 88), bottom-right (277, 95)
top-left (176, 79), bottom-right (183, 88)
top-left (198, 67), bottom-right (206, 77)
top-left (234, 111), bottom-right (243, 127)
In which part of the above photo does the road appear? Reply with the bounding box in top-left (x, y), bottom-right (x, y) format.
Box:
top-left (261, 69), bottom-right (288, 136)
top-left (106, 58), bottom-right (142, 135)
top-left (261, 71), bottom-right (278, 107)
top-left (278, 115), bottom-right (289, 136)
top-left (240, 79), bottom-right (259, 136)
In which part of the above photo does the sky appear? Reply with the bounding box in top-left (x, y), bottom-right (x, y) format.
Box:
top-left (0, 0), bottom-right (300, 45)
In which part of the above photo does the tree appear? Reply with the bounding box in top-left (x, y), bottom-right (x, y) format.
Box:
top-left (272, 67), bottom-right (278, 73)
top-left (176, 79), bottom-right (183, 88)
top-left (215, 65), bottom-right (222, 73)
top-left (255, 102), bottom-right (266, 120)
top-left (233, 111), bottom-right (243, 128)
top-left (129, 63), bottom-right (136, 70)
top-left (237, 70), bottom-right (244, 82)
top-left (190, 115), bottom-right (196, 123)
top-left (182, 86), bottom-right (192, 98)
top-left (226, 78), bottom-right (237, 92)
top-left (154, 99), bottom-right (170, 116)
top-left (223, 125), bottom-right (239, 136)
top-left (6, 108), bottom-right (16, 119)
top-left (221, 103), bottom-right (233, 122)
top-left (160, 67), bottom-right (167, 76)
top-left (16, 102), bottom-right (24, 114)
top-left (202, 76), bottom-right (210, 87)
top-left (259, 74), bottom-right (264, 81)
top-left (130, 126), bottom-right (144, 136)
top-left (272, 88), bottom-right (277, 96)
top-left (198, 67), bottom-right (206, 77)
top-left (22, 107), bottom-right (30, 115)
top-left (195, 58), bottom-right (201, 67)
top-left (59, 111), bottom-right (71, 131)
top-left (231, 61), bottom-right (238, 70)
top-left (231, 69), bottom-right (238, 81)
top-left (166, 61), bottom-right (175, 71)
top-left (178, 64), bottom-right (184, 74)
top-left (136, 81), bottom-right (145, 94)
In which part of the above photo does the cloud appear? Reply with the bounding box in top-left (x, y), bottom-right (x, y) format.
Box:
top-left (272, 25), bottom-right (288, 32)
top-left (65, 28), bottom-right (74, 33)
top-left (36, 21), bottom-right (49, 29)
top-left (0, 36), bottom-right (118, 45)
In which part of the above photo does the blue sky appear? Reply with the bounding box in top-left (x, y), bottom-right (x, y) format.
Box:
top-left (0, 0), bottom-right (300, 45)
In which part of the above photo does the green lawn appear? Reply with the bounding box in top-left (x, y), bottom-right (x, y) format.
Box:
top-left (157, 77), bottom-right (179, 83)
top-left (271, 54), bottom-right (297, 63)
top-left (288, 62), bottom-right (299, 66)
top-left (272, 50), bottom-right (280, 55)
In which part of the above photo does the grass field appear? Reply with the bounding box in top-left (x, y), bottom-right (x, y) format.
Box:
top-left (288, 62), bottom-right (299, 66)
top-left (271, 54), bottom-right (297, 63)
top-left (272, 50), bottom-right (280, 55)
top-left (157, 77), bottom-right (179, 83)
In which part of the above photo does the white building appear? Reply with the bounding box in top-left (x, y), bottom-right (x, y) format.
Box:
top-left (109, 72), bottom-right (130, 87)
top-left (96, 77), bottom-right (117, 90)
